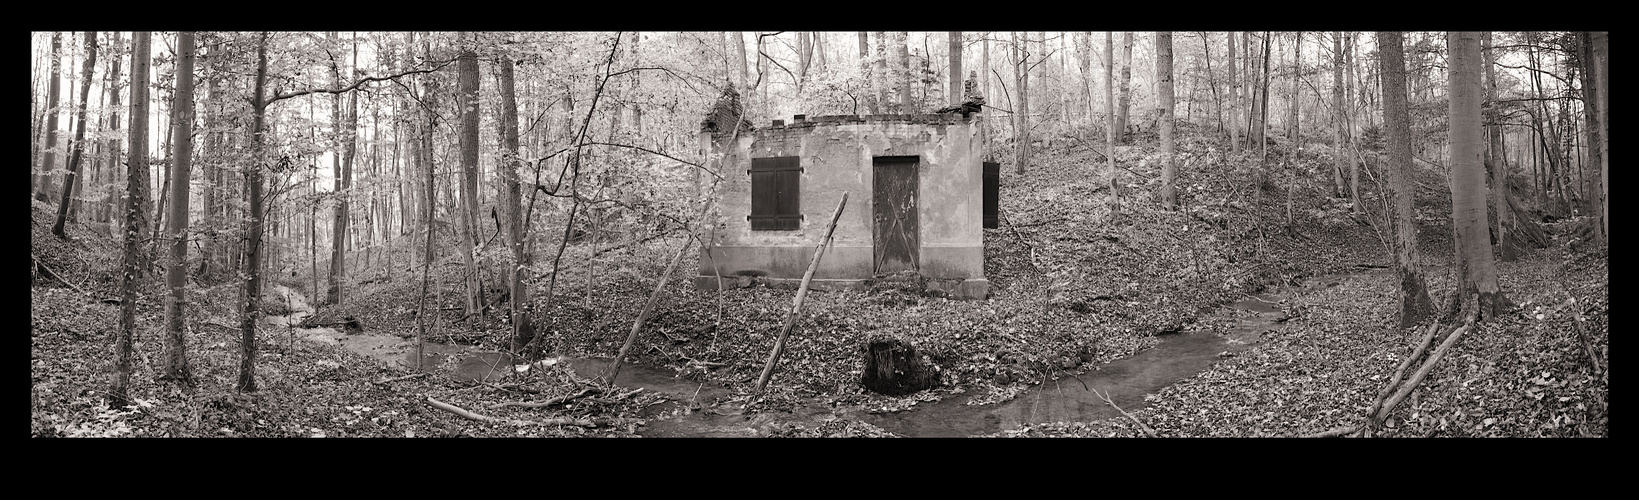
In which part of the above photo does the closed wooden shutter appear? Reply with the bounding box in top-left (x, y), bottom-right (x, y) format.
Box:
top-left (983, 161), bottom-right (999, 229)
top-left (749, 156), bottom-right (802, 230)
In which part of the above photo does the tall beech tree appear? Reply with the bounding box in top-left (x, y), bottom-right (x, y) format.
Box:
top-left (457, 33), bottom-right (487, 319)
top-left (1445, 31), bottom-right (1509, 321)
top-left (110, 31), bottom-right (153, 406)
top-left (1377, 31), bottom-right (1435, 328)
top-left (160, 32), bottom-right (197, 384)
top-left (240, 32), bottom-right (272, 392)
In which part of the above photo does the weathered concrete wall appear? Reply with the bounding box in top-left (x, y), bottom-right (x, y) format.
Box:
top-left (696, 114), bottom-right (988, 299)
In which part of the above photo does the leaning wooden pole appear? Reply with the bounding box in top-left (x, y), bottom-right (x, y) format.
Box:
top-left (755, 192), bottom-right (849, 394)
top-left (603, 196), bottom-right (715, 386)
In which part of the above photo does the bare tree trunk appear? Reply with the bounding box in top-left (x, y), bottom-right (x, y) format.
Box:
top-left (898, 31), bottom-right (912, 110)
top-left (1331, 32), bottom-right (1347, 198)
top-left (103, 32), bottom-right (126, 229)
top-left (1446, 31), bottom-right (1510, 322)
top-left (496, 50), bottom-right (537, 356)
top-left (326, 32), bottom-right (356, 306)
top-left (38, 32), bottom-right (62, 204)
top-left (1157, 32), bottom-right (1176, 210)
top-left (1012, 32), bottom-right (1030, 175)
top-left (1228, 31), bottom-right (1241, 153)
top-left (109, 31), bottom-right (152, 407)
top-left (1117, 32), bottom-right (1133, 143)
top-left (1483, 32), bottom-right (1516, 261)
top-left (1346, 33), bottom-right (1361, 212)
top-left (160, 31), bottom-right (197, 384)
top-left (858, 32), bottom-right (873, 114)
top-left (1106, 32), bottom-right (1119, 213)
top-left (457, 33), bottom-right (486, 319)
top-left (1592, 31), bottom-right (1607, 245)
top-left (52, 31), bottom-right (96, 238)
top-left (949, 32), bottom-right (963, 107)
top-left (1576, 32), bottom-right (1604, 246)
top-left (1287, 32), bottom-right (1302, 143)
top-left (1378, 32), bottom-right (1436, 329)
top-left (239, 32), bottom-right (271, 393)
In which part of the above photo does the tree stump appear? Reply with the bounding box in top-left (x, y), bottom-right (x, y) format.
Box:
top-left (860, 337), bottom-right (940, 396)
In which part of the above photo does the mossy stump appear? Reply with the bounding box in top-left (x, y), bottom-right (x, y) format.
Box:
top-left (861, 337), bottom-right (939, 396)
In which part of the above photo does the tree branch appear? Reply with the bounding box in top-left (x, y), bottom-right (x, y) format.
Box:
top-left (265, 59), bottom-right (456, 105)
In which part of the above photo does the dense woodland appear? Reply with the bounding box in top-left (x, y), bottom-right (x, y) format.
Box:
top-left (31, 31), bottom-right (1606, 437)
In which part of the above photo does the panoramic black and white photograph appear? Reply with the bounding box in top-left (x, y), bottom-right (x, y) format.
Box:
top-left (30, 31), bottom-right (1607, 437)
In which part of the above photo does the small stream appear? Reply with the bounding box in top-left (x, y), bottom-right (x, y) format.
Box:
top-left (267, 273), bottom-right (1355, 437)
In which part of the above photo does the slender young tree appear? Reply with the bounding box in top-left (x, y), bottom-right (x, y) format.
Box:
top-left (1331, 32), bottom-right (1347, 198)
top-left (102, 32), bottom-right (125, 228)
top-left (1012, 31), bottom-right (1031, 174)
top-left (1591, 31), bottom-right (1607, 244)
top-left (1105, 32), bottom-right (1118, 211)
top-left (949, 32), bottom-right (963, 106)
top-left (52, 31), bottom-right (96, 238)
top-left (1228, 31), bottom-right (1241, 152)
top-left (160, 32), bottom-right (197, 384)
top-left (1446, 31), bottom-right (1509, 321)
top-left (1287, 32), bottom-right (1302, 142)
top-left (1157, 32), bottom-right (1176, 209)
top-left (1378, 32), bottom-right (1435, 328)
top-left (1483, 31), bottom-right (1516, 260)
top-left (898, 31), bottom-right (912, 110)
top-left (326, 33), bottom-right (360, 306)
top-left (1117, 32), bottom-right (1133, 142)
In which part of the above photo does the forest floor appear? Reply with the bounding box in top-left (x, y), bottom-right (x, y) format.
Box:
top-left (31, 127), bottom-right (1608, 438)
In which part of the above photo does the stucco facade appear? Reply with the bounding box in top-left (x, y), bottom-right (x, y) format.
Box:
top-left (694, 113), bottom-right (989, 299)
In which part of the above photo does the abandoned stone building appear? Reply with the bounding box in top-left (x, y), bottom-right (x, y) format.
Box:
top-left (694, 112), bottom-right (997, 300)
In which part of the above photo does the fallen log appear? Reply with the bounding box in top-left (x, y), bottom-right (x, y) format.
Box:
top-left (426, 396), bottom-right (601, 428)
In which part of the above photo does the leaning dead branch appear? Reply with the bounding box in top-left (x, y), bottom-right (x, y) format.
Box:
top-left (754, 192), bottom-right (849, 393)
top-left (1307, 310), bottom-right (1476, 438)
top-left (603, 197), bottom-right (714, 386)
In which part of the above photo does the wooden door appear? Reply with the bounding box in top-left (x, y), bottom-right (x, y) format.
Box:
top-left (873, 156), bottom-right (919, 274)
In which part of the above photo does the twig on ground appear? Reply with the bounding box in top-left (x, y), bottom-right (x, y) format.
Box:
top-left (611, 387), bottom-right (645, 400)
top-left (372, 372), bottom-right (427, 385)
top-left (1092, 387), bottom-right (1158, 437)
top-left (32, 253), bottom-right (96, 299)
